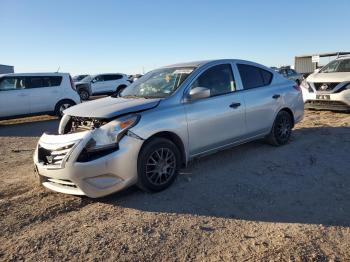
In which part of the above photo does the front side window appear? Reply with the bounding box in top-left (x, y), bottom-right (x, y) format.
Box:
top-left (190, 64), bottom-right (236, 97)
top-left (120, 67), bottom-right (195, 98)
top-left (320, 59), bottom-right (350, 73)
top-left (237, 64), bottom-right (273, 89)
top-left (93, 75), bottom-right (104, 82)
top-left (0, 77), bottom-right (25, 91)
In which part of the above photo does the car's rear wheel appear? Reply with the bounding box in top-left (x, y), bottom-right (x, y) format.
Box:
top-left (137, 138), bottom-right (181, 192)
top-left (267, 110), bottom-right (293, 146)
top-left (55, 100), bottom-right (75, 118)
top-left (78, 89), bottom-right (90, 100)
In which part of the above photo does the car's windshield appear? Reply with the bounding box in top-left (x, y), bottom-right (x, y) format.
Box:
top-left (320, 59), bottom-right (350, 73)
top-left (120, 67), bottom-right (195, 98)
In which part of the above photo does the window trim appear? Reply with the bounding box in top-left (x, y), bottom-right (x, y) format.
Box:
top-left (237, 63), bottom-right (273, 90)
top-left (184, 63), bottom-right (237, 101)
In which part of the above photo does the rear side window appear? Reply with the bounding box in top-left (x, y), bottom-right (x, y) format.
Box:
top-left (104, 74), bottom-right (123, 81)
top-left (26, 76), bottom-right (62, 88)
top-left (237, 64), bottom-right (273, 89)
top-left (190, 64), bottom-right (236, 97)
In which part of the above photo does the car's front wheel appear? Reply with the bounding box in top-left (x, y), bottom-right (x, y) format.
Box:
top-left (78, 89), bottom-right (90, 100)
top-left (267, 110), bottom-right (293, 146)
top-left (137, 138), bottom-right (181, 192)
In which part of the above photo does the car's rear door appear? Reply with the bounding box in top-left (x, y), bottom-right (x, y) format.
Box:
top-left (26, 76), bottom-right (62, 113)
top-left (0, 76), bottom-right (30, 118)
top-left (235, 63), bottom-right (281, 136)
top-left (103, 74), bottom-right (123, 93)
top-left (184, 63), bottom-right (246, 156)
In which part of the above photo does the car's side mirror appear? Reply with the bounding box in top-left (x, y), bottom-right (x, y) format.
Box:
top-left (91, 78), bottom-right (96, 83)
top-left (187, 87), bottom-right (210, 101)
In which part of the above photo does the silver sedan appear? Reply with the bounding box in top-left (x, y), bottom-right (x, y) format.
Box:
top-left (34, 59), bottom-right (304, 197)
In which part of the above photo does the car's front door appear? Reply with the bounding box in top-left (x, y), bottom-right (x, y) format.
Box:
top-left (0, 76), bottom-right (30, 118)
top-left (184, 63), bottom-right (246, 156)
top-left (90, 75), bottom-right (107, 94)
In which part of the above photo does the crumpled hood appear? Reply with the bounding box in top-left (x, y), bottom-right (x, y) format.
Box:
top-left (64, 96), bottom-right (161, 118)
top-left (307, 72), bottom-right (350, 83)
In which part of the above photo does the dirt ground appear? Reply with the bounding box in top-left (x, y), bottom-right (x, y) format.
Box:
top-left (0, 110), bottom-right (349, 261)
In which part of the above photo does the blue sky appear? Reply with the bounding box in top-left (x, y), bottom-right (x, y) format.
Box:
top-left (1, 0), bottom-right (349, 75)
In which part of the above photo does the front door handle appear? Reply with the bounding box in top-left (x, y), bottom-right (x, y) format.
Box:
top-left (272, 94), bottom-right (280, 99)
top-left (229, 102), bottom-right (241, 109)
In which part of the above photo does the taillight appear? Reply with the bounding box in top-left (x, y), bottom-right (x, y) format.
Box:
top-left (293, 84), bottom-right (301, 92)
top-left (69, 75), bottom-right (76, 91)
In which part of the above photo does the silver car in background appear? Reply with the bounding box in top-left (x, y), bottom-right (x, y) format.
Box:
top-left (277, 68), bottom-right (304, 86)
top-left (33, 59), bottom-right (304, 198)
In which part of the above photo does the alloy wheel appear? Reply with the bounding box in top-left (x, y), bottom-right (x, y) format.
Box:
top-left (275, 114), bottom-right (291, 142)
top-left (145, 148), bottom-right (176, 186)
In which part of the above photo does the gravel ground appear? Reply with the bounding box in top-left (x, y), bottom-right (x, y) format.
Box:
top-left (0, 110), bottom-right (349, 261)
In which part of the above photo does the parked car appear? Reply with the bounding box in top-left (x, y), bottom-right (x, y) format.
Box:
top-left (277, 68), bottom-right (304, 86)
top-left (75, 73), bottom-right (130, 100)
top-left (128, 74), bottom-right (143, 83)
top-left (34, 59), bottom-right (304, 198)
top-left (301, 56), bottom-right (350, 111)
top-left (72, 74), bottom-right (89, 82)
top-left (0, 73), bottom-right (80, 119)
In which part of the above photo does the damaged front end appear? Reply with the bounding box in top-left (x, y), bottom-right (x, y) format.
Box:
top-left (33, 114), bottom-right (144, 197)
top-left (39, 114), bottom-right (140, 164)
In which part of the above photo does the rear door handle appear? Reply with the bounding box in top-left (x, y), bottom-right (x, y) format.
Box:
top-left (229, 102), bottom-right (241, 109)
top-left (272, 94), bottom-right (280, 99)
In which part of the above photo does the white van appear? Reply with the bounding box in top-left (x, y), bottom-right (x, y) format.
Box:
top-left (0, 73), bottom-right (81, 119)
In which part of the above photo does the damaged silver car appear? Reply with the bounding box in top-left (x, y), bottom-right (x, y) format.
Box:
top-left (34, 59), bottom-right (304, 198)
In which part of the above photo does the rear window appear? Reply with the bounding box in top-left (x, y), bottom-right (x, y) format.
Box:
top-left (237, 64), bottom-right (273, 89)
top-left (26, 76), bottom-right (62, 88)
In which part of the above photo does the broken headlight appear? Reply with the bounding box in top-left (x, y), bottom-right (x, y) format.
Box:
top-left (85, 114), bottom-right (140, 153)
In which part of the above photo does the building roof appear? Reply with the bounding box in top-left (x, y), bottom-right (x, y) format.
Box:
top-left (295, 52), bottom-right (350, 58)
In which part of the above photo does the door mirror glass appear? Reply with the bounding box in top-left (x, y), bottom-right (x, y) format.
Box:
top-left (188, 87), bottom-right (210, 101)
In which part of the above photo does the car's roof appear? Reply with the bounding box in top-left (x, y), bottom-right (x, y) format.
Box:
top-left (336, 56), bottom-right (350, 61)
top-left (1, 72), bottom-right (69, 77)
top-left (162, 60), bottom-right (213, 68)
top-left (90, 73), bottom-right (126, 77)
top-left (161, 59), bottom-right (273, 71)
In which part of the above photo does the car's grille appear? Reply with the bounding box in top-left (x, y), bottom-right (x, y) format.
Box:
top-left (38, 143), bottom-right (75, 166)
top-left (313, 82), bottom-right (339, 91)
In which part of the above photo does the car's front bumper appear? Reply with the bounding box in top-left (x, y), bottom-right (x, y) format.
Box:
top-left (302, 88), bottom-right (350, 111)
top-left (33, 131), bottom-right (144, 198)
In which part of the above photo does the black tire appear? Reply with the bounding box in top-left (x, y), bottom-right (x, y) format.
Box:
top-left (295, 79), bottom-right (300, 86)
top-left (54, 100), bottom-right (75, 118)
top-left (115, 85), bottom-right (127, 95)
top-left (78, 89), bottom-right (90, 100)
top-left (137, 138), bottom-right (181, 192)
top-left (266, 110), bottom-right (293, 146)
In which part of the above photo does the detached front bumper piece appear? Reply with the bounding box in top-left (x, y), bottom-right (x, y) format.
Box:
top-left (33, 131), bottom-right (143, 198)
